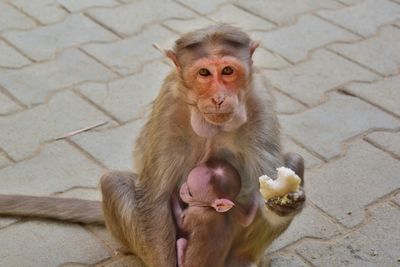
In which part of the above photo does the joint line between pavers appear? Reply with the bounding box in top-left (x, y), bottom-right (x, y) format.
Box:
top-left (326, 48), bottom-right (385, 77)
top-left (78, 48), bottom-right (123, 78)
top-left (83, 13), bottom-right (124, 39)
top-left (66, 139), bottom-right (108, 170)
top-left (364, 137), bottom-right (400, 161)
top-left (257, 46), bottom-right (295, 66)
top-left (0, 148), bottom-right (16, 164)
top-left (71, 89), bottom-right (123, 125)
top-left (0, 84), bottom-right (28, 109)
top-left (4, 2), bottom-right (42, 27)
top-left (313, 13), bottom-right (365, 38)
top-left (295, 250), bottom-right (316, 267)
top-left (331, 0), bottom-right (353, 7)
top-left (0, 36), bottom-right (36, 63)
top-left (307, 200), bottom-right (347, 233)
top-left (284, 134), bottom-right (328, 163)
top-left (231, 3), bottom-right (279, 26)
top-left (270, 87), bottom-right (308, 110)
top-left (84, 225), bottom-right (117, 258)
top-left (172, 0), bottom-right (212, 17)
top-left (340, 89), bottom-right (400, 120)
top-left (51, 186), bottom-right (100, 197)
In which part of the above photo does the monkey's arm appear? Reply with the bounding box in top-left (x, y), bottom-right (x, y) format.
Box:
top-left (232, 193), bottom-right (259, 227)
top-left (171, 192), bottom-right (187, 231)
top-left (0, 195), bottom-right (103, 224)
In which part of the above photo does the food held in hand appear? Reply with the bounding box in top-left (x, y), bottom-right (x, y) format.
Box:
top-left (259, 167), bottom-right (301, 200)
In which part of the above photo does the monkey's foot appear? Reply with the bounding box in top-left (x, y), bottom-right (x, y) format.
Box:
top-left (266, 188), bottom-right (305, 216)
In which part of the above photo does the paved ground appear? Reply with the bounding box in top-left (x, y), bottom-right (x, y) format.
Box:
top-left (0, 0), bottom-right (399, 266)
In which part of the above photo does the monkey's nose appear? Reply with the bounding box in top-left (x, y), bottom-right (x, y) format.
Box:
top-left (212, 97), bottom-right (225, 107)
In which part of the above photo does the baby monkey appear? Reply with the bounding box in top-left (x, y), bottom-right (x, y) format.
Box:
top-left (171, 158), bottom-right (259, 267)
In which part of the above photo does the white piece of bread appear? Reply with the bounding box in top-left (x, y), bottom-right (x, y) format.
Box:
top-left (259, 167), bottom-right (301, 200)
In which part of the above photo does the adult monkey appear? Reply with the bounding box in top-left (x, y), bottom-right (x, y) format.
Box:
top-left (101, 24), bottom-right (305, 266)
top-left (0, 24), bottom-right (305, 266)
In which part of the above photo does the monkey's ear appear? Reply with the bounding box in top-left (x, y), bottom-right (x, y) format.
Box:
top-left (211, 198), bottom-right (235, 212)
top-left (249, 41), bottom-right (260, 57)
top-left (165, 49), bottom-right (180, 69)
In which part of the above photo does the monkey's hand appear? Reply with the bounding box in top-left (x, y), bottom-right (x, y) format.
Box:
top-left (266, 188), bottom-right (305, 216)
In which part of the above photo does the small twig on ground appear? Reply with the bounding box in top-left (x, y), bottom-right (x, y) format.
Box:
top-left (152, 43), bottom-right (164, 54)
top-left (54, 121), bottom-right (109, 140)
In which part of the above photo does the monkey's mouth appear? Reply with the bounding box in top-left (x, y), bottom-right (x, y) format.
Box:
top-left (203, 112), bottom-right (233, 125)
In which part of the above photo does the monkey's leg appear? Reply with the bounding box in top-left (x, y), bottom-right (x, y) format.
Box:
top-left (100, 171), bottom-right (176, 267)
top-left (176, 237), bottom-right (187, 267)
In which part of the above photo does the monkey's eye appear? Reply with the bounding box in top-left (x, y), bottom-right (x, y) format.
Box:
top-left (222, 66), bottom-right (234, 75)
top-left (198, 68), bottom-right (211, 76)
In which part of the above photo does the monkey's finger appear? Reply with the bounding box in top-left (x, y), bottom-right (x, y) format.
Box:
top-left (265, 190), bottom-right (306, 216)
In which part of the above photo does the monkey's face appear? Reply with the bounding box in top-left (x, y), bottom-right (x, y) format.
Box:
top-left (184, 56), bottom-right (249, 127)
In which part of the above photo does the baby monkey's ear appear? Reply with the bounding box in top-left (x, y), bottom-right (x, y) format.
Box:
top-left (211, 198), bottom-right (235, 212)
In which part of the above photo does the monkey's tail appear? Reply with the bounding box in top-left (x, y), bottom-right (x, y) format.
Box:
top-left (0, 195), bottom-right (104, 224)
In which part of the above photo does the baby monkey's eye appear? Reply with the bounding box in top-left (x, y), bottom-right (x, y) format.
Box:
top-left (222, 66), bottom-right (234, 75)
top-left (198, 68), bottom-right (211, 76)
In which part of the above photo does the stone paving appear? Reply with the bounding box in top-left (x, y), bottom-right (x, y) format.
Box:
top-left (0, 0), bottom-right (399, 266)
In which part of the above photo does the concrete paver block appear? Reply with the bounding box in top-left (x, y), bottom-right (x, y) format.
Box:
top-left (305, 140), bottom-right (400, 227)
top-left (331, 26), bottom-right (400, 76)
top-left (318, 0), bottom-right (400, 36)
top-left (236, 0), bottom-right (341, 25)
top-left (0, 217), bottom-right (17, 229)
top-left (269, 254), bottom-right (308, 267)
top-left (82, 25), bottom-right (177, 75)
top-left (0, 2), bottom-right (34, 32)
top-left (0, 91), bottom-right (21, 115)
top-left (0, 153), bottom-right (12, 169)
top-left (268, 204), bottom-right (341, 252)
top-left (87, 225), bottom-right (122, 251)
top-left (0, 220), bottom-right (110, 266)
top-left (208, 5), bottom-right (275, 31)
top-left (102, 256), bottom-right (146, 267)
top-left (253, 48), bottom-right (291, 69)
top-left (57, 0), bottom-right (119, 12)
top-left (163, 17), bottom-right (214, 34)
top-left (297, 203), bottom-right (400, 266)
top-left (273, 90), bottom-right (306, 114)
top-left (11, 0), bottom-right (67, 25)
top-left (176, 0), bottom-right (230, 14)
top-left (72, 120), bottom-right (144, 171)
top-left (0, 141), bottom-right (103, 196)
top-left (344, 76), bottom-right (400, 117)
top-left (280, 93), bottom-right (400, 159)
top-left (393, 193), bottom-right (400, 206)
top-left (4, 14), bottom-right (117, 61)
top-left (0, 49), bottom-right (117, 106)
top-left (257, 15), bottom-right (358, 63)
top-left (57, 188), bottom-right (102, 201)
top-left (366, 131), bottom-right (400, 158)
top-left (0, 91), bottom-right (110, 161)
top-left (281, 135), bottom-right (323, 168)
top-left (86, 0), bottom-right (196, 37)
top-left (0, 40), bottom-right (30, 68)
top-left (77, 61), bottom-right (170, 122)
top-left (266, 50), bottom-right (380, 106)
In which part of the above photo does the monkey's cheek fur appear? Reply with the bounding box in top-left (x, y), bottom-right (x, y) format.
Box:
top-left (203, 112), bottom-right (234, 125)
